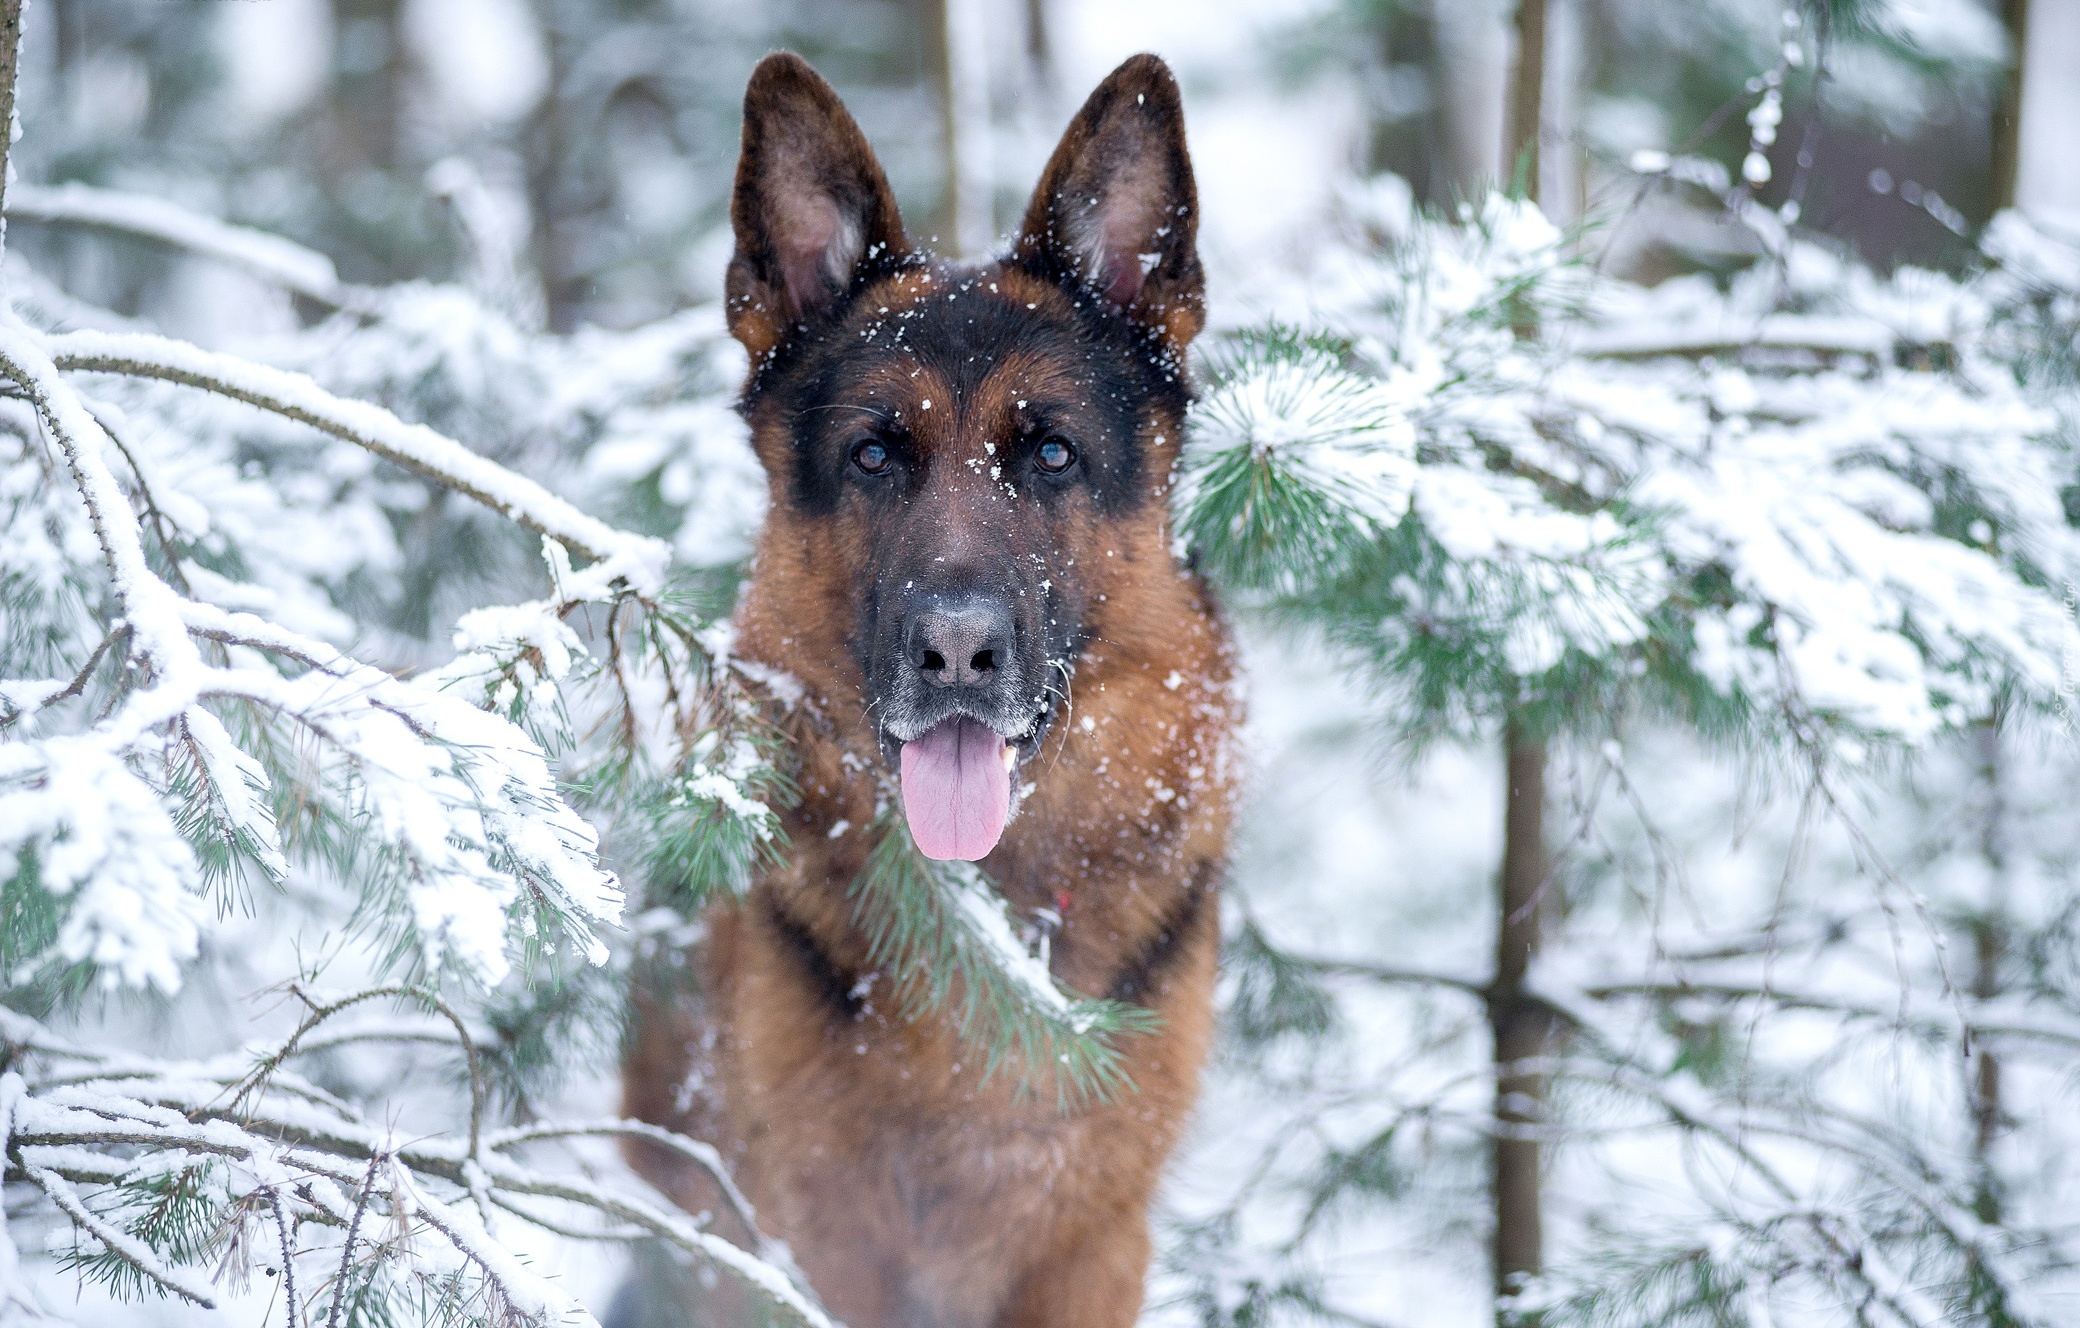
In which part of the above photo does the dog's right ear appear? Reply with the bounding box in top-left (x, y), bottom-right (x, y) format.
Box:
top-left (726, 53), bottom-right (909, 365)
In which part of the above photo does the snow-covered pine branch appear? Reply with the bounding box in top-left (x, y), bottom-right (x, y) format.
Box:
top-left (1183, 194), bottom-right (2079, 750)
top-left (0, 164), bottom-right (802, 1318)
top-left (47, 327), bottom-right (671, 592)
top-left (0, 297), bottom-right (810, 1310)
top-left (4, 183), bottom-right (371, 313)
top-left (1167, 191), bottom-right (2080, 1327)
top-left (0, 303), bottom-right (624, 989)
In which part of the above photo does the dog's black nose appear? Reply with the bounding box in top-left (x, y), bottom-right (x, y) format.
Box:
top-left (907, 597), bottom-right (1014, 688)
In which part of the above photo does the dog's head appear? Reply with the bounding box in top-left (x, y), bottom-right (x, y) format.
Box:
top-left (726, 52), bottom-right (1204, 860)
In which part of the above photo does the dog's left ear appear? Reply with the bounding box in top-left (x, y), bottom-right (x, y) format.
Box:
top-left (1012, 53), bottom-right (1204, 353)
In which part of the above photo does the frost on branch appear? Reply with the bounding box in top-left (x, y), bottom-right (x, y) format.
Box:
top-left (1185, 194), bottom-right (2079, 750)
top-left (1167, 194), bottom-right (2080, 1326)
top-left (0, 742), bottom-right (206, 993)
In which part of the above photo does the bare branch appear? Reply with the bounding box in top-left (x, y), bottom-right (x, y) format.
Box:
top-left (484, 1118), bottom-right (769, 1260)
top-left (228, 985), bottom-right (485, 1159)
top-left (1285, 952), bottom-right (1491, 997)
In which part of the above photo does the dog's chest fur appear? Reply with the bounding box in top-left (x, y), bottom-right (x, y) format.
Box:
top-left (622, 564), bottom-right (1237, 1325)
top-left (710, 561), bottom-right (1236, 1317)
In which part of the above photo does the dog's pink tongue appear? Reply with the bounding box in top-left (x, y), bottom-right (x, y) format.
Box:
top-left (899, 717), bottom-right (1011, 861)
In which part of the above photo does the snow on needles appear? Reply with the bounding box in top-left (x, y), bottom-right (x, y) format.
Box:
top-left (0, 298), bottom-right (636, 991)
top-left (1186, 346), bottom-right (1421, 538)
top-left (0, 742), bottom-right (206, 992)
top-left (1187, 195), bottom-right (2080, 747)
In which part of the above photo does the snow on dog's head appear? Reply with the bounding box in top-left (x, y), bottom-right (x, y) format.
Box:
top-left (721, 53), bottom-right (1209, 861)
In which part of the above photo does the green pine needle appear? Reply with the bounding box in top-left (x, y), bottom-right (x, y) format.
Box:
top-left (849, 815), bottom-right (1160, 1110)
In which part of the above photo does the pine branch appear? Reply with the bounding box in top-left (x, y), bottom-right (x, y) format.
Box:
top-left (21, 1164), bottom-right (218, 1309)
top-left (45, 329), bottom-right (670, 590)
top-left (849, 817), bottom-right (1160, 1109)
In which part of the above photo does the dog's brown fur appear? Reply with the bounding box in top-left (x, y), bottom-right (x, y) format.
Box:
top-left (623, 51), bottom-right (1237, 1328)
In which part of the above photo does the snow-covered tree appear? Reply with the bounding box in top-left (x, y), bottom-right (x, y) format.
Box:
top-left (1165, 179), bottom-right (2080, 1325)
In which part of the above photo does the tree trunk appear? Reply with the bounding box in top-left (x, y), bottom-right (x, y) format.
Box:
top-left (1489, 716), bottom-right (1550, 1320)
top-left (1505, 0), bottom-right (1546, 204)
top-left (1024, 0), bottom-right (1053, 96)
top-left (330, 0), bottom-right (408, 174)
top-left (1970, 718), bottom-right (2008, 1223)
top-left (1991, 0), bottom-right (2030, 212)
top-left (0, 0), bottom-right (22, 255)
top-left (932, 0), bottom-right (994, 259)
top-left (1433, 0), bottom-right (1507, 196)
top-left (1540, 0), bottom-right (1582, 222)
top-left (528, 2), bottom-right (581, 333)
top-left (1354, 0), bottom-right (1449, 205)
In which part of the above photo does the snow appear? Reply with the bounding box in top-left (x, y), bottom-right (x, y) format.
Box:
top-left (47, 327), bottom-right (673, 596)
top-left (6, 183), bottom-right (351, 309)
top-left (429, 587), bottom-right (589, 742)
top-left (0, 742), bottom-right (207, 993)
top-left (940, 860), bottom-right (1074, 1020)
top-left (8, 11), bottom-right (2080, 1325)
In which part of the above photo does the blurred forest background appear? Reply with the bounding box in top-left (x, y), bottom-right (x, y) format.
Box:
top-left (26, 0), bottom-right (2079, 335)
top-left (4, 1), bottom-right (2079, 1326)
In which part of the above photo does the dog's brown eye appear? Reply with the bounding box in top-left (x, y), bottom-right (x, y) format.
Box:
top-left (1036, 438), bottom-right (1076, 474)
top-left (852, 440), bottom-right (891, 475)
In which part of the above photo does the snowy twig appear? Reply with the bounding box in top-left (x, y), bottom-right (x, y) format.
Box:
top-left (241, 985), bottom-right (486, 1160)
top-left (1573, 977), bottom-right (2080, 1050)
top-left (46, 328), bottom-right (670, 590)
top-left (86, 396), bottom-right (194, 595)
top-left (1570, 314), bottom-right (1895, 360)
top-left (1283, 951), bottom-right (1489, 998)
top-left (4, 1069), bottom-right (832, 1328)
top-left (266, 1185), bottom-right (301, 1328)
top-left (324, 1153), bottom-right (382, 1328)
top-left (6, 183), bottom-right (374, 312)
top-left (0, 625), bottom-right (125, 729)
top-left (21, 1164), bottom-right (219, 1309)
top-left (484, 1120), bottom-right (759, 1237)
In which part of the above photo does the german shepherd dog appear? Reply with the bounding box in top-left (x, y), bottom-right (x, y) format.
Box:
top-left (622, 50), bottom-right (1238, 1328)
